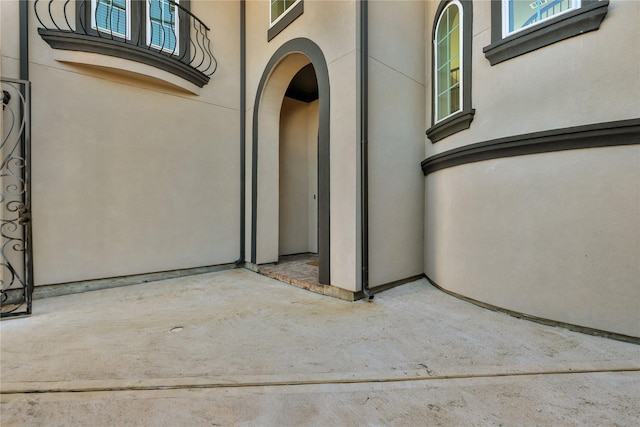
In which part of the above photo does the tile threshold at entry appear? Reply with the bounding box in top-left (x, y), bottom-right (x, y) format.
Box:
top-left (258, 253), bottom-right (321, 293)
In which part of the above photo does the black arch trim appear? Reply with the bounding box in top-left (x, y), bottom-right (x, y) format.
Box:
top-left (251, 38), bottom-right (331, 285)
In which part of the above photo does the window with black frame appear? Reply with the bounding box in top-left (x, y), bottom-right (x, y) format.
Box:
top-left (427, 0), bottom-right (475, 143)
top-left (80, 0), bottom-right (185, 56)
top-left (483, 0), bottom-right (609, 65)
top-left (35, 0), bottom-right (217, 88)
top-left (268, 0), bottom-right (303, 41)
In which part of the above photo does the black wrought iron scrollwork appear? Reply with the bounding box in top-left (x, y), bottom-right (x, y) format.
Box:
top-left (1, 90), bottom-right (11, 109)
top-left (1, 78), bottom-right (32, 318)
top-left (34, 0), bottom-right (217, 87)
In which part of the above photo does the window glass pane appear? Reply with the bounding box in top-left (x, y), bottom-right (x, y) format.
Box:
top-left (437, 65), bottom-right (449, 96)
top-left (508, 0), bottom-right (575, 33)
top-left (151, 21), bottom-right (164, 46)
top-left (95, 0), bottom-right (127, 37)
top-left (151, 25), bottom-right (176, 50)
top-left (437, 93), bottom-right (449, 122)
top-left (161, 0), bottom-right (172, 15)
top-left (434, 2), bottom-right (461, 122)
top-left (436, 39), bottom-right (448, 72)
top-left (450, 84), bottom-right (460, 113)
top-left (149, 0), bottom-right (177, 51)
top-left (436, 8), bottom-right (449, 41)
top-left (448, 5), bottom-right (459, 30)
top-left (450, 55), bottom-right (460, 86)
top-left (271, 0), bottom-right (297, 23)
top-left (271, 0), bottom-right (282, 22)
top-left (150, 0), bottom-right (162, 19)
top-left (449, 29), bottom-right (459, 61)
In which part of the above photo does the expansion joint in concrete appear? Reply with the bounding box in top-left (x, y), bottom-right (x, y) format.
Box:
top-left (3, 367), bottom-right (638, 396)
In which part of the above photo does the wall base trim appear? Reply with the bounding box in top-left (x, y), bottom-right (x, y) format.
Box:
top-left (33, 263), bottom-right (238, 300)
top-left (424, 275), bottom-right (639, 344)
top-left (359, 275), bottom-right (426, 300)
top-left (254, 261), bottom-right (423, 302)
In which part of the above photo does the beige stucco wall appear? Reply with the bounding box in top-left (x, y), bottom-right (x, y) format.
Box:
top-left (367, 0), bottom-right (425, 287)
top-left (247, 0), bottom-right (427, 291)
top-left (425, 0), bottom-right (640, 157)
top-left (425, 146), bottom-right (640, 337)
top-left (1, 0), bottom-right (20, 78)
top-left (424, 0), bottom-right (640, 336)
top-left (245, 0), bottom-right (359, 291)
top-left (6, 0), bottom-right (242, 285)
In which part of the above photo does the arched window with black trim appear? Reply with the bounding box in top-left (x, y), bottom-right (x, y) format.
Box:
top-left (427, 0), bottom-right (474, 143)
top-left (435, 1), bottom-right (461, 122)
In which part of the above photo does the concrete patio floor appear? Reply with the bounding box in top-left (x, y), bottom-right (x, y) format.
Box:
top-left (1, 268), bottom-right (639, 426)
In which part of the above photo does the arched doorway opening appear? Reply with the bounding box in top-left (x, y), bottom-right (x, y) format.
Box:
top-left (251, 39), bottom-right (330, 285)
top-left (279, 64), bottom-right (319, 257)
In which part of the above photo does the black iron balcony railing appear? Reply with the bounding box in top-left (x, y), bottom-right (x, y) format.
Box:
top-left (35, 0), bottom-right (217, 88)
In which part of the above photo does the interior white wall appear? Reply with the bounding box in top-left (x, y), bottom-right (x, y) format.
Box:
top-left (307, 101), bottom-right (319, 253)
top-left (279, 97), bottom-right (318, 256)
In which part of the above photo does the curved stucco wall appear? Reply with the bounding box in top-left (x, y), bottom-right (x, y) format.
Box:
top-left (424, 1), bottom-right (640, 337)
top-left (425, 146), bottom-right (640, 337)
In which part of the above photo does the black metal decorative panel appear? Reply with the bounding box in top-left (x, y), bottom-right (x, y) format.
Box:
top-left (1, 78), bottom-right (33, 318)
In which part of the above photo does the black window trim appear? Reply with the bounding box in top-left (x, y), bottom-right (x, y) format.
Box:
top-left (427, 0), bottom-right (475, 144)
top-left (76, 0), bottom-right (191, 57)
top-left (483, 0), bottom-right (609, 66)
top-left (267, 0), bottom-right (304, 42)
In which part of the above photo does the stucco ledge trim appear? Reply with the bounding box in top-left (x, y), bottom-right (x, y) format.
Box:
top-left (38, 29), bottom-right (206, 94)
top-left (427, 109), bottom-right (475, 143)
top-left (421, 118), bottom-right (640, 176)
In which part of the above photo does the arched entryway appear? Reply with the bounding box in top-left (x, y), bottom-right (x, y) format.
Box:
top-left (251, 38), bottom-right (330, 285)
top-left (279, 63), bottom-right (319, 257)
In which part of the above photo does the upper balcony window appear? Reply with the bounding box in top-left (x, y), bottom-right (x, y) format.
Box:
top-left (147, 0), bottom-right (179, 52)
top-left (484, 0), bottom-right (609, 65)
top-left (270, 0), bottom-right (299, 24)
top-left (93, 0), bottom-right (131, 39)
top-left (268, 0), bottom-right (303, 41)
top-left (85, 0), bottom-right (182, 55)
top-left (504, 0), bottom-right (579, 37)
top-left (34, 0), bottom-right (217, 89)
